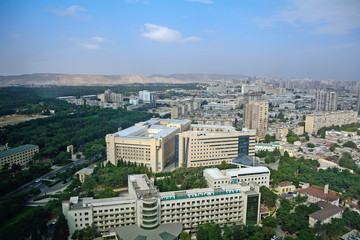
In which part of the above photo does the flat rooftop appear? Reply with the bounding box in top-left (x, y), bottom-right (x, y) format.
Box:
top-left (109, 118), bottom-right (189, 139)
top-left (223, 166), bottom-right (270, 177)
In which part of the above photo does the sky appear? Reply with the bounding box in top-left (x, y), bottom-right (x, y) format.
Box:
top-left (0, 0), bottom-right (360, 81)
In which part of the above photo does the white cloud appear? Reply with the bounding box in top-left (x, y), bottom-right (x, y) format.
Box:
top-left (257, 0), bottom-right (360, 35)
top-left (92, 37), bottom-right (106, 42)
top-left (142, 24), bottom-right (201, 43)
top-left (78, 43), bottom-right (100, 50)
top-left (203, 29), bottom-right (216, 33)
top-left (49, 5), bottom-right (85, 18)
top-left (187, 0), bottom-right (213, 4)
top-left (68, 37), bottom-right (101, 50)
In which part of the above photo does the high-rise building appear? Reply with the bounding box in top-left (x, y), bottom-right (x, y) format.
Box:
top-left (139, 90), bottom-right (156, 107)
top-left (315, 90), bottom-right (338, 111)
top-left (244, 102), bottom-right (269, 138)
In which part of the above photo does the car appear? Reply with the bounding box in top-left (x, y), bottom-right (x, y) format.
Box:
top-left (51, 219), bottom-right (57, 225)
top-left (35, 179), bottom-right (41, 183)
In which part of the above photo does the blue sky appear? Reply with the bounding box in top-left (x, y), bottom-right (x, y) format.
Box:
top-left (0, 0), bottom-right (359, 81)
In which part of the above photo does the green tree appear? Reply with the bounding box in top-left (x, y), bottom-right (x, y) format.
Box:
top-left (262, 216), bottom-right (277, 228)
top-left (260, 186), bottom-right (277, 208)
top-left (179, 232), bottom-right (191, 240)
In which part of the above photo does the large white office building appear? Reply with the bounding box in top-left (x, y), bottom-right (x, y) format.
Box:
top-left (105, 119), bottom-right (191, 172)
top-left (204, 167), bottom-right (270, 188)
top-left (175, 128), bottom-right (256, 168)
top-left (63, 173), bottom-right (261, 237)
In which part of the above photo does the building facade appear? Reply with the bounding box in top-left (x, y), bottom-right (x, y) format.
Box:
top-left (175, 130), bottom-right (256, 168)
top-left (244, 101), bottom-right (269, 139)
top-left (0, 144), bottom-right (39, 169)
top-left (139, 90), bottom-right (156, 107)
top-left (106, 119), bottom-right (190, 172)
top-left (315, 90), bottom-right (338, 112)
top-left (305, 111), bottom-right (357, 134)
top-left (63, 173), bottom-right (261, 236)
top-left (254, 143), bottom-right (280, 152)
top-left (204, 167), bottom-right (270, 188)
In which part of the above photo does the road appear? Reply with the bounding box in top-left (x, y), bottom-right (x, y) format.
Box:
top-left (2, 157), bottom-right (86, 200)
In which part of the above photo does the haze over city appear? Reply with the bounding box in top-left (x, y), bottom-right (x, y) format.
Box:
top-left (1, 0), bottom-right (360, 81)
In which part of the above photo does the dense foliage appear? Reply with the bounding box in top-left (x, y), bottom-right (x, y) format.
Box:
top-left (0, 104), bottom-right (152, 158)
top-left (196, 222), bottom-right (275, 240)
top-left (271, 152), bottom-right (360, 200)
top-left (80, 161), bottom-right (152, 198)
top-left (0, 162), bottom-right (51, 196)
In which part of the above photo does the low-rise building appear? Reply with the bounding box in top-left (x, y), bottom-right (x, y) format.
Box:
top-left (63, 173), bottom-right (261, 236)
top-left (204, 167), bottom-right (270, 188)
top-left (254, 142), bottom-right (280, 152)
top-left (275, 181), bottom-right (296, 194)
top-left (76, 168), bottom-right (94, 183)
top-left (298, 185), bottom-right (340, 206)
top-left (309, 201), bottom-right (344, 227)
top-left (0, 144), bottom-right (39, 169)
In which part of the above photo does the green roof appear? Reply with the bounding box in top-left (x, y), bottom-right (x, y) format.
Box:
top-left (113, 223), bottom-right (182, 240)
top-left (0, 144), bottom-right (38, 159)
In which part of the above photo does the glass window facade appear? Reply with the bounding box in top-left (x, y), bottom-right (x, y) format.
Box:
top-left (246, 195), bottom-right (259, 225)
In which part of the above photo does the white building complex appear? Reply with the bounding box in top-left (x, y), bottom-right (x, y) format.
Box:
top-left (63, 173), bottom-right (261, 238)
top-left (106, 119), bottom-right (191, 172)
top-left (204, 167), bottom-right (270, 188)
top-left (106, 119), bottom-right (256, 172)
top-left (175, 128), bottom-right (256, 168)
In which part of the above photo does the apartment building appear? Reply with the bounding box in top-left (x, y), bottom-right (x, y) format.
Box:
top-left (105, 119), bottom-right (190, 172)
top-left (0, 144), bottom-right (39, 169)
top-left (315, 90), bottom-right (338, 112)
top-left (244, 101), bottom-right (269, 139)
top-left (139, 90), bottom-right (156, 107)
top-left (305, 111), bottom-right (357, 134)
top-left (63, 173), bottom-right (261, 237)
top-left (175, 129), bottom-right (256, 168)
top-left (204, 167), bottom-right (270, 188)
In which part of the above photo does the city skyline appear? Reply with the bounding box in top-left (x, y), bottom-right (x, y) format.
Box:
top-left (1, 0), bottom-right (360, 81)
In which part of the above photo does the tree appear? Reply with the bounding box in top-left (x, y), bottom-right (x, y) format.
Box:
top-left (260, 186), bottom-right (277, 208)
top-left (208, 224), bottom-right (222, 240)
top-left (179, 232), bottom-right (191, 240)
top-left (343, 141), bottom-right (357, 149)
top-left (261, 226), bottom-right (276, 240)
top-left (76, 153), bottom-right (81, 159)
top-left (71, 224), bottom-right (99, 240)
top-left (306, 143), bottom-right (315, 148)
top-left (262, 216), bottom-right (277, 228)
top-left (196, 225), bottom-right (208, 240)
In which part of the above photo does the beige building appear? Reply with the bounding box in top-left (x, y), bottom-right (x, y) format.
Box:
top-left (0, 144), bottom-right (39, 169)
top-left (244, 102), bottom-right (269, 139)
top-left (63, 173), bottom-right (261, 236)
top-left (275, 181), bottom-right (296, 194)
top-left (309, 201), bottom-right (344, 227)
top-left (176, 129), bottom-right (256, 168)
top-left (106, 119), bottom-right (190, 172)
top-left (305, 111), bottom-right (357, 134)
top-left (204, 167), bottom-right (270, 188)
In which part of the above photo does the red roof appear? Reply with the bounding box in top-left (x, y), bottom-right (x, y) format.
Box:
top-left (298, 187), bottom-right (339, 201)
top-left (260, 205), bottom-right (270, 214)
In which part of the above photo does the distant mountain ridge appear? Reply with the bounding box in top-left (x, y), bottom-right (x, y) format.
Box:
top-left (0, 73), bottom-right (247, 86)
